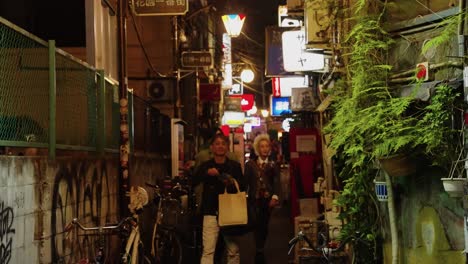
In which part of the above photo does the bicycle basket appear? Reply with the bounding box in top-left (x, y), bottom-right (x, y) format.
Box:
top-left (161, 199), bottom-right (182, 226)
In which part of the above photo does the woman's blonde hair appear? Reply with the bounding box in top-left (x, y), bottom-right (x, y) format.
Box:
top-left (253, 133), bottom-right (270, 156)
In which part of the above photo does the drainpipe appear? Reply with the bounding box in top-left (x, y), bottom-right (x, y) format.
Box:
top-left (460, 0), bottom-right (468, 262)
top-left (384, 171), bottom-right (398, 264)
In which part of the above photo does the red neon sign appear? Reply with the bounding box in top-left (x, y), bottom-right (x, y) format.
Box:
top-left (272, 77), bottom-right (281, 97)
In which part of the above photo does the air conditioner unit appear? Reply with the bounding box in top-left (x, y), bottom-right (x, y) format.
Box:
top-left (147, 78), bottom-right (176, 102)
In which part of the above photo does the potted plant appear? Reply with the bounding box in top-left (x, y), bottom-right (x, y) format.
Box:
top-left (372, 82), bottom-right (461, 176)
top-left (441, 150), bottom-right (468, 198)
top-left (440, 125), bottom-right (467, 198)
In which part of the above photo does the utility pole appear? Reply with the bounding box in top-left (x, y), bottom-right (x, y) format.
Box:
top-left (117, 0), bottom-right (130, 216)
top-left (173, 16), bottom-right (181, 118)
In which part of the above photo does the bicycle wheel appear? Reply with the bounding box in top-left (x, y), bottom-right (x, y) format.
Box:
top-left (138, 240), bottom-right (153, 264)
top-left (153, 228), bottom-right (183, 264)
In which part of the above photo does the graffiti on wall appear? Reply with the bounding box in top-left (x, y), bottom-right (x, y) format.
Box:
top-left (50, 160), bottom-right (118, 263)
top-left (0, 201), bottom-right (15, 264)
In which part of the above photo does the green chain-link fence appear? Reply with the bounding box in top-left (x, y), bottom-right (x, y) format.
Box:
top-left (0, 17), bottom-right (120, 153)
top-left (0, 18), bottom-right (49, 146)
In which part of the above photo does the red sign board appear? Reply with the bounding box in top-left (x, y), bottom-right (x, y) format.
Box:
top-left (416, 62), bottom-right (429, 81)
top-left (232, 94), bottom-right (255, 111)
top-left (272, 77), bottom-right (281, 97)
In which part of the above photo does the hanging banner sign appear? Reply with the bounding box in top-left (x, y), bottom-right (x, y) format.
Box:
top-left (131, 0), bottom-right (189, 16)
top-left (222, 33), bottom-right (233, 89)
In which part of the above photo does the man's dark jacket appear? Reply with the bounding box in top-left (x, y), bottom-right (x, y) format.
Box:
top-left (192, 158), bottom-right (244, 216)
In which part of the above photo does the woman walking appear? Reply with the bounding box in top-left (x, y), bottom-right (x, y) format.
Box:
top-left (244, 134), bottom-right (280, 263)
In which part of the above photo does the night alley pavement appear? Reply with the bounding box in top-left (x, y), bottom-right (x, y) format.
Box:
top-left (265, 204), bottom-right (295, 264)
top-left (234, 203), bottom-right (294, 264)
top-left (183, 203), bottom-right (294, 264)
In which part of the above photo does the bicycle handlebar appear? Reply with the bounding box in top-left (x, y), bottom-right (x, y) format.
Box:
top-left (288, 230), bottom-right (314, 255)
top-left (65, 217), bottom-right (135, 233)
top-left (145, 182), bottom-right (188, 194)
top-left (288, 230), bottom-right (359, 256)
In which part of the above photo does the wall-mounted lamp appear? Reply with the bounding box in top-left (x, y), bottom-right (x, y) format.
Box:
top-left (222, 14), bottom-right (246, 37)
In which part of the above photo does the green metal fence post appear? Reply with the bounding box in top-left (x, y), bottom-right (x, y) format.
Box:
top-left (98, 70), bottom-right (106, 155)
top-left (48, 40), bottom-right (56, 160)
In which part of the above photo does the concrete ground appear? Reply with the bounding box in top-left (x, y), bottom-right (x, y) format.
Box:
top-left (235, 203), bottom-right (294, 264)
top-left (264, 204), bottom-right (295, 264)
top-left (182, 203), bottom-right (295, 264)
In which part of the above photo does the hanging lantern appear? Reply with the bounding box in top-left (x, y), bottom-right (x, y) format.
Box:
top-left (374, 180), bottom-right (388, 202)
top-left (222, 14), bottom-right (246, 37)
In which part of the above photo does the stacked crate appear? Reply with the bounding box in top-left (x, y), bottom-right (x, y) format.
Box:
top-left (294, 198), bottom-right (322, 263)
top-left (293, 218), bottom-right (328, 263)
top-left (321, 190), bottom-right (343, 240)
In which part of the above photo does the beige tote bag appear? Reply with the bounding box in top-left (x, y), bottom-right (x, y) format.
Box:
top-left (218, 179), bottom-right (248, 227)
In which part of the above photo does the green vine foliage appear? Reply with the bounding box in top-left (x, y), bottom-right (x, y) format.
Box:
top-left (325, 1), bottom-right (393, 262)
top-left (416, 84), bottom-right (461, 167)
top-left (324, 0), bottom-right (461, 262)
top-left (422, 12), bottom-right (462, 55)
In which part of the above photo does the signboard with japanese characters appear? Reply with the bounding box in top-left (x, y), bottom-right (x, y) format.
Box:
top-left (291, 87), bottom-right (318, 111)
top-left (222, 33), bottom-right (233, 89)
top-left (282, 29), bottom-right (324, 72)
top-left (131, 0), bottom-right (188, 16)
top-left (181, 51), bottom-right (212, 67)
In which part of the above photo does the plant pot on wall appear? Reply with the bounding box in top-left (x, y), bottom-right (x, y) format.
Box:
top-left (441, 155), bottom-right (468, 198)
top-left (377, 154), bottom-right (418, 177)
top-left (441, 178), bottom-right (467, 198)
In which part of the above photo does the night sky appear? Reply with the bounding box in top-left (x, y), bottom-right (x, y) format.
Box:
top-left (0, 0), bottom-right (86, 46)
top-left (0, 0), bottom-right (279, 49)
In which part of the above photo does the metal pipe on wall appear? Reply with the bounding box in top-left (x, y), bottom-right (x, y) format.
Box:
top-left (459, 1), bottom-right (468, 262)
top-left (389, 61), bottom-right (463, 83)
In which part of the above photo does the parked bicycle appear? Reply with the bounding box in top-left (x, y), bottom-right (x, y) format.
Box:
top-left (145, 179), bottom-right (188, 264)
top-left (64, 179), bottom-right (190, 264)
top-left (65, 186), bottom-right (151, 264)
top-left (288, 226), bottom-right (358, 264)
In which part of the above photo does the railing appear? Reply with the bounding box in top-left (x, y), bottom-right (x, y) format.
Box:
top-left (0, 16), bottom-right (173, 157)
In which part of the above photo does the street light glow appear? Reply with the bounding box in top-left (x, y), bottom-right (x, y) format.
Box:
top-left (240, 68), bottom-right (254, 83)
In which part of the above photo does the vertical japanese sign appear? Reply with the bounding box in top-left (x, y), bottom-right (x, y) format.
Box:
top-left (222, 33), bottom-right (232, 90)
top-left (131, 0), bottom-right (189, 16)
top-left (281, 29), bottom-right (324, 72)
